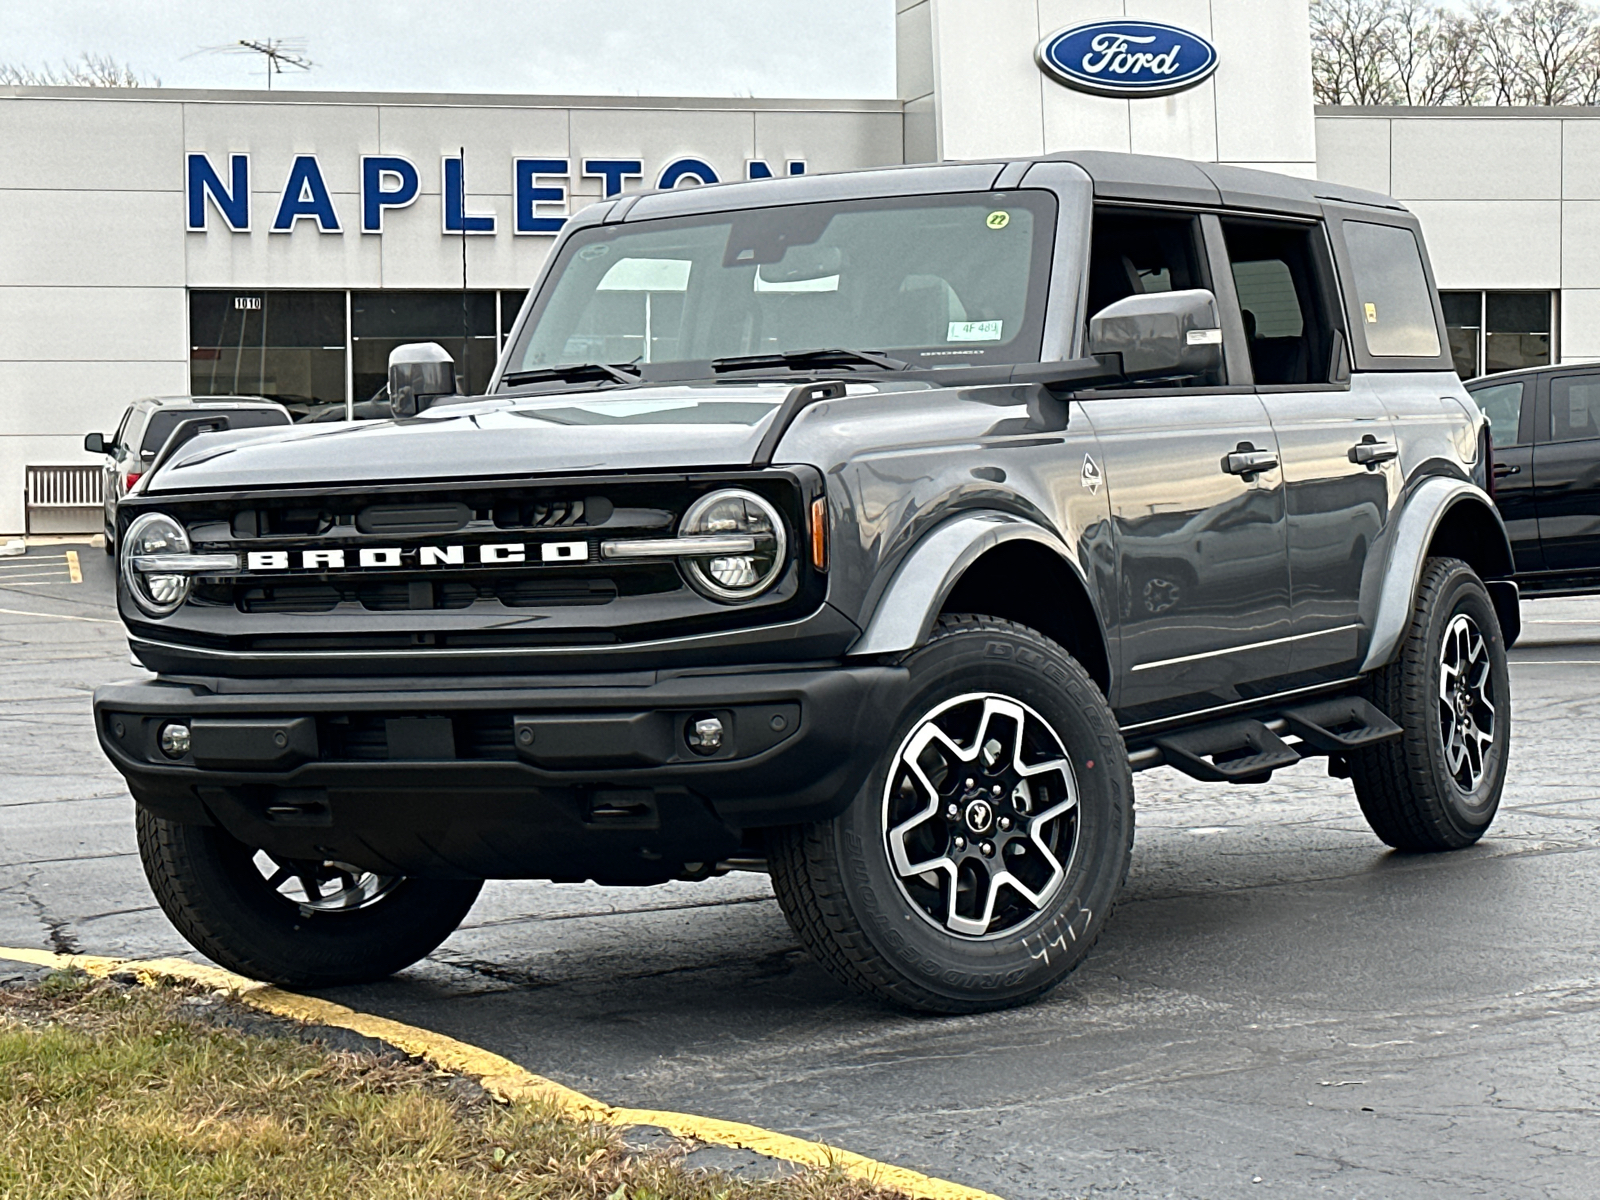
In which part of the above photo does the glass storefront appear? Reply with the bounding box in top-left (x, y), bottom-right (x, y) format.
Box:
top-left (1441, 290), bottom-right (1553, 379)
top-left (352, 291), bottom-right (498, 404)
top-left (190, 289), bottom-right (528, 420)
top-left (189, 291), bottom-right (347, 420)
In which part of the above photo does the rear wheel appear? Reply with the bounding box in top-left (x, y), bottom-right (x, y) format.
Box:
top-left (769, 615), bottom-right (1133, 1014)
top-left (136, 808), bottom-right (482, 988)
top-left (1349, 557), bottom-right (1510, 851)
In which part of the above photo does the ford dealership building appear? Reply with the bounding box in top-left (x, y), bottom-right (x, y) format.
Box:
top-left (0, 0), bottom-right (1591, 532)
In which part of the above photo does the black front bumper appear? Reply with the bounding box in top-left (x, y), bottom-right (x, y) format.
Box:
top-left (95, 663), bottom-right (907, 883)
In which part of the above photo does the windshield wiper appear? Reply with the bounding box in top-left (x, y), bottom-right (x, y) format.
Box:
top-left (711, 348), bottom-right (909, 374)
top-left (501, 362), bottom-right (641, 388)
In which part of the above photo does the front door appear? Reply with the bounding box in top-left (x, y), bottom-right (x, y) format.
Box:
top-left (1081, 206), bottom-right (1292, 725)
top-left (1093, 394), bottom-right (1290, 723)
top-left (1535, 370), bottom-right (1600, 575)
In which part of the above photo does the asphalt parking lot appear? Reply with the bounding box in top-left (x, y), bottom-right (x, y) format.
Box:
top-left (3, 542), bottom-right (1599, 1198)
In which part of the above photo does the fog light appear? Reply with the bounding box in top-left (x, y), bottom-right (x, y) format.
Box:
top-left (158, 722), bottom-right (191, 759)
top-left (686, 715), bottom-right (724, 755)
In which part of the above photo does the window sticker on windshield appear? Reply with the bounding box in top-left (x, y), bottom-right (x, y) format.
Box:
top-left (949, 320), bottom-right (1004, 342)
top-left (1364, 301), bottom-right (1379, 323)
top-left (986, 211), bottom-right (1010, 230)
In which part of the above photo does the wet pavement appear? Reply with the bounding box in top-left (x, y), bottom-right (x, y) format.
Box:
top-left (3, 542), bottom-right (1599, 1198)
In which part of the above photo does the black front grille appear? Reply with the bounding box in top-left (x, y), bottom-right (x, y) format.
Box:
top-left (221, 576), bottom-right (623, 614)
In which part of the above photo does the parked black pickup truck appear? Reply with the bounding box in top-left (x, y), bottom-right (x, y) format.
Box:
top-left (1467, 365), bottom-right (1600, 595)
top-left (97, 151), bottom-right (1517, 1014)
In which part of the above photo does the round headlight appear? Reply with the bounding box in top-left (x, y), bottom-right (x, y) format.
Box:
top-left (679, 489), bottom-right (787, 602)
top-left (122, 512), bottom-right (192, 616)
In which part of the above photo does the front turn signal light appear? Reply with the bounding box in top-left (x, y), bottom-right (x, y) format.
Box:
top-left (810, 496), bottom-right (828, 572)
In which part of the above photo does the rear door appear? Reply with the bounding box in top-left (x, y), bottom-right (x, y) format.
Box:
top-left (1535, 370), bottom-right (1600, 575)
top-left (1219, 215), bottom-right (1396, 683)
top-left (1465, 374), bottom-right (1539, 573)
top-left (1079, 207), bottom-right (1292, 724)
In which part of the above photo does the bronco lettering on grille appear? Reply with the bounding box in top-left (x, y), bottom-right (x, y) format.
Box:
top-left (244, 540), bottom-right (588, 572)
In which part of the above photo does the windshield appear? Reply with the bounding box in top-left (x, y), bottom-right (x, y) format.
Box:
top-left (506, 190), bottom-right (1057, 379)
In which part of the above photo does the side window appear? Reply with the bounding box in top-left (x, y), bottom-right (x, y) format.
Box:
top-left (1467, 380), bottom-right (1526, 449)
top-left (1550, 374), bottom-right (1600, 443)
top-left (1341, 221), bottom-right (1442, 358)
top-left (1220, 218), bottom-right (1341, 387)
top-left (1085, 208), bottom-right (1217, 385)
top-left (111, 408), bottom-right (133, 452)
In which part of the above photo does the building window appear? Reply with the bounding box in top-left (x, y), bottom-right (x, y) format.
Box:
top-left (1440, 291), bottom-right (1553, 379)
top-left (190, 291), bottom-right (348, 420)
top-left (351, 291), bottom-right (498, 404)
top-left (501, 290), bottom-right (528, 339)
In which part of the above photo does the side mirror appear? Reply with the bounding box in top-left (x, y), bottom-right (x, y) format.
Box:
top-left (1088, 288), bottom-right (1224, 381)
top-left (84, 432), bottom-right (106, 455)
top-left (388, 342), bottom-right (458, 417)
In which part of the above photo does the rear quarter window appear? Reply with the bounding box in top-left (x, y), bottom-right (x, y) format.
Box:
top-left (1342, 221), bottom-right (1442, 358)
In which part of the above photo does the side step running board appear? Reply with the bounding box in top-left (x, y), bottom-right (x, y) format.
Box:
top-left (1280, 697), bottom-right (1402, 755)
top-left (1141, 696), bottom-right (1403, 784)
top-left (1153, 719), bottom-right (1301, 784)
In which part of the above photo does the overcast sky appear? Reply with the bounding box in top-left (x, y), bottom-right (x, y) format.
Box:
top-left (0, 0), bottom-right (897, 98)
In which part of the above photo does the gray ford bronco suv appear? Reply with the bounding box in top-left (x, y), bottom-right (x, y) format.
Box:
top-left (97, 152), bottom-right (1519, 1014)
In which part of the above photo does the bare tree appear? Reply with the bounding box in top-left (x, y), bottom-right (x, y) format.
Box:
top-left (0, 54), bottom-right (158, 88)
top-left (1507, 0), bottom-right (1600, 103)
top-left (1312, 0), bottom-right (1400, 104)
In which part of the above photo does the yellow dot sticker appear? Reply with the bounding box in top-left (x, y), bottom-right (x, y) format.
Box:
top-left (986, 210), bottom-right (1010, 230)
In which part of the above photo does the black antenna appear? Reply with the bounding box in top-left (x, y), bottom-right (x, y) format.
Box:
top-left (187, 38), bottom-right (312, 90)
top-left (459, 144), bottom-right (470, 394)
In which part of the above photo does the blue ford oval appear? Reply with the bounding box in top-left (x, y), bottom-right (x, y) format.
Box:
top-left (1036, 20), bottom-right (1219, 98)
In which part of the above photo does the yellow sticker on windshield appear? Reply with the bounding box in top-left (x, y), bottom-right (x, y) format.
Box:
top-left (986, 210), bottom-right (1010, 230)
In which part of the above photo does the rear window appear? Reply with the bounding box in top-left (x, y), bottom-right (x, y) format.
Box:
top-left (1551, 375), bottom-right (1600, 442)
top-left (1342, 221), bottom-right (1442, 358)
top-left (140, 407), bottom-right (289, 455)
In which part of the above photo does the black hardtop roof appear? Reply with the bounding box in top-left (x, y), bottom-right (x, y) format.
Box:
top-left (1035, 150), bottom-right (1404, 215)
top-left (602, 149), bottom-right (1406, 225)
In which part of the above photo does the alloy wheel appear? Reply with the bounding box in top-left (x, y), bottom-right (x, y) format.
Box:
top-left (1438, 611), bottom-right (1496, 791)
top-left (251, 850), bottom-right (401, 916)
top-left (882, 693), bottom-right (1080, 939)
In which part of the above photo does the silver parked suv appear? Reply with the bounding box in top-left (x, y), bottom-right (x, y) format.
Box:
top-left (95, 153), bottom-right (1516, 1013)
top-left (84, 396), bottom-right (292, 553)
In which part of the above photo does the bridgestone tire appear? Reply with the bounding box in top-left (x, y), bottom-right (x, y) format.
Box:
top-left (769, 615), bottom-right (1134, 1014)
top-left (1349, 557), bottom-right (1511, 852)
top-left (136, 808), bottom-right (483, 988)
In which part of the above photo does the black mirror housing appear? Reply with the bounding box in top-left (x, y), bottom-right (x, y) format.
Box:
top-left (388, 342), bottom-right (458, 417)
top-left (1088, 288), bottom-right (1224, 380)
top-left (84, 432), bottom-right (106, 455)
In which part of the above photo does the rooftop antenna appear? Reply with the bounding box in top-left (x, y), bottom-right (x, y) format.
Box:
top-left (187, 38), bottom-right (312, 90)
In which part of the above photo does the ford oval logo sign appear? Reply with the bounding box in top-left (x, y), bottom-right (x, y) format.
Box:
top-left (1036, 20), bottom-right (1219, 98)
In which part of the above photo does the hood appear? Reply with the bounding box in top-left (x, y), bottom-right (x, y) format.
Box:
top-left (147, 382), bottom-right (806, 492)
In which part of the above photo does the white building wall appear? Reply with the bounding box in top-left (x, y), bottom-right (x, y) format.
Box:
top-left (1316, 106), bottom-right (1600, 365)
top-left (896, 0), bottom-right (1317, 173)
top-left (0, 87), bottom-right (902, 533)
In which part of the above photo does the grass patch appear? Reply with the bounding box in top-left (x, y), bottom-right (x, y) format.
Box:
top-left (0, 971), bottom-right (902, 1200)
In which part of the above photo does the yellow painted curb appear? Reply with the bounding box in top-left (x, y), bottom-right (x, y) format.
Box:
top-left (0, 946), bottom-right (1003, 1200)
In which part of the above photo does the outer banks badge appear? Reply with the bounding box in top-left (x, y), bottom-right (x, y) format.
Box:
top-left (1081, 453), bottom-right (1103, 495)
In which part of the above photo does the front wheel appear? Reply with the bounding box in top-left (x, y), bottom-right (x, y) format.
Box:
top-left (136, 808), bottom-right (483, 988)
top-left (769, 615), bottom-right (1133, 1014)
top-left (1349, 557), bottom-right (1511, 851)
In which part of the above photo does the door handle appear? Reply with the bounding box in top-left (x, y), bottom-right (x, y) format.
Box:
top-left (1492, 462), bottom-right (1521, 477)
top-left (1221, 443), bottom-right (1279, 477)
top-left (1348, 436), bottom-right (1399, 466)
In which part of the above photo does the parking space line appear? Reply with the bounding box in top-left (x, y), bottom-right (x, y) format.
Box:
top-left (0, 945), bottom-right (1001, 1200)
top-left (0, 607), bottom-right (119, 624)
